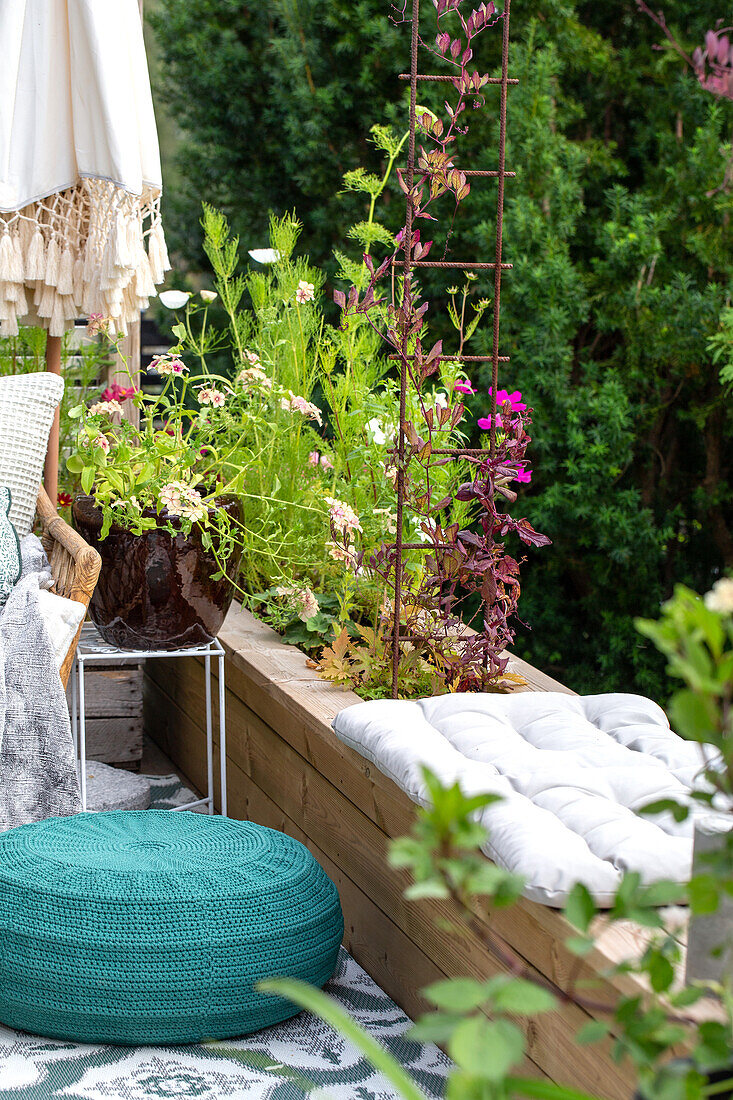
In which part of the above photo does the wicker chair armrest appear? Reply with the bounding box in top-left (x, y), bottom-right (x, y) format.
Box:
top-left (36, 487), bottom-right (101, 687)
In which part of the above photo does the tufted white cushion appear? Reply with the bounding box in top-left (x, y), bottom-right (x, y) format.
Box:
top-left (0, 372), bottom-right (64, 536)
top-left (333, 692), bottom-right (709, 907)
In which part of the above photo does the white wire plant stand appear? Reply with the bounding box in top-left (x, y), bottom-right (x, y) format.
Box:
top-left (70, 623), bottom-right (227, 816)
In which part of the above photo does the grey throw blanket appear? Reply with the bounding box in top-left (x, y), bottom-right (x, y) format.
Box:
top-left (0, 534), bottom-right (81, 830)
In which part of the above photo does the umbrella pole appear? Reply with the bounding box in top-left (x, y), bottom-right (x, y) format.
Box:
top-left (43, 333), bottom-right (62, 504)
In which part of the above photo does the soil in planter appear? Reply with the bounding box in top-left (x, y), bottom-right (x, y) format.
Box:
top-left (73, 495), bottom-right (243, 651)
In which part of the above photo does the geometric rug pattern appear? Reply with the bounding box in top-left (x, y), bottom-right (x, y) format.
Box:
top-left (0, 777), bottom-right (451, 1099)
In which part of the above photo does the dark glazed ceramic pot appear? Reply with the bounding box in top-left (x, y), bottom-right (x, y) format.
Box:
top-left (72, 495), bottom-right (242, 650)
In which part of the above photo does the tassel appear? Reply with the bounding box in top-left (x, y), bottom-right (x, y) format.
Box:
top-left (61, 294), bottom-right (77, 321)
top-left (44, 237), bottom-right (60, 287)
top-left (14, 285), bottom-right (28, 317)
top-left (37, 283), bottom-right (56, 318)
top-left (57, 247), bottom-right (74, 295)
top-left (147, 226), bottom-right (164, 283)
top-left (18, 216), bottom-right (34, 256)
top-left (49, 297), bottom-right (66, 337)
top-left (4, 281), bottom-right (21, 302)
top-left (0, 311), bottom-right (19, 337)
top-left (72, 257), bottom-right (84, 303)
top-left (0, 233), bottom-right (14, 283)
top-left (113, 210), bottom-right (131, 269)
top-left (9, 233), bottom-right (24, 283)
top-left (26, 230), bottom-right (46, 280)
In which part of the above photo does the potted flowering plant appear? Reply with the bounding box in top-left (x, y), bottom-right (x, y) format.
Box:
top-left (67, 301), bottom-right (315, 649)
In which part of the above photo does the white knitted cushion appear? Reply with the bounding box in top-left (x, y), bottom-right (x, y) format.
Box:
top-left (0, 373), bottom-right (64, 536)
top-left (333, 692), bottom-right (708, 907)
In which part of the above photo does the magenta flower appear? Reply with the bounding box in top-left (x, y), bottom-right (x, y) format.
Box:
top-left (454, 379), bottom-right (476, 395)
top-left (478, 414), bottom-right (503, 431)
top-left (514, 466), bottom-right (532, 484)
top-left (101, 382), bottom-right (137, 402)
top-left (488, 386), bottom-right (527, 413)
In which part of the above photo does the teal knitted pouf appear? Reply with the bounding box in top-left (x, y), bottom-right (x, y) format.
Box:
top-left (0, 810), bottom-right (343, 1044)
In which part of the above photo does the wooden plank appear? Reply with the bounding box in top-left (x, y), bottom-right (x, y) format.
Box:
top-left (111, 319), bottom-right (141, 427)
top-left (69, 663), bottom-right (144, 767)
top-left (68, 668), bottom-right (143, 718)
top-left (85, 717), bottom-right (143, 766)
top-left (145, 665), bottom-right (635, 1100)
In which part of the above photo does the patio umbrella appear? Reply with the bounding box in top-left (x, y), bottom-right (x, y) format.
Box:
top-left (0, 0), bottom-right (169, 494)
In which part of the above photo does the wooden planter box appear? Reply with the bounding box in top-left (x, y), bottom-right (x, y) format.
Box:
top-left (143, 606), bottom-right (701, 1099)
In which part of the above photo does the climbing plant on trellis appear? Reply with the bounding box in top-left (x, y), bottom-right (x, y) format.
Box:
top-left (336, 0), bottom-right (549, 698)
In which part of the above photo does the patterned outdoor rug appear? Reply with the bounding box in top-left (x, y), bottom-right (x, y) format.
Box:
top-left (0, 777), bottom-right (451, 1100)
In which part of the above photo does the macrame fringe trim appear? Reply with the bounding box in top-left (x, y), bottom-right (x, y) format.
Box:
top-left (0, 178), bottom-right (170, 337)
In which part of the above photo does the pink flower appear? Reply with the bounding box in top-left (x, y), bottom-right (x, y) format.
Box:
top-left (198, 387), bottom-right (227, 407)
top-left (92, 433), bottom-right (110, 454)
top-left (325, 496), bottom-right (362, 535)
top-left (513, 466), bottom-right (532, 484)
top-left (295, 280), bottom-right (315, 304)
top-left (454, 379), bottom-right (476, 395)
top-left (308, 451), bottom-right (320, 468)
top-left (150, 354), bottom-right (188, 376)
top-left (87, 314), bottom-right (110, 336)
top-left (101, 383), bottom-right (137, 402)
top-left (320, 455), bottom-right (333, 470)
top-left (282, 391), bottom-right (323, 426)
top-left (488, 387), bottom-right (526, 413)
top-left (478, 414), bottom-right (503, 431)
top-left (244, 349), bottom-right (261, 366)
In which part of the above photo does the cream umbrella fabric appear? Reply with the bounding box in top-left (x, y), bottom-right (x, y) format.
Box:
top-left (0, 0), bottom-right (169, 337)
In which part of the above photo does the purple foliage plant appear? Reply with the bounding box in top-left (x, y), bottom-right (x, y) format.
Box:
top-left (333, 0), bottom-right (550, 693)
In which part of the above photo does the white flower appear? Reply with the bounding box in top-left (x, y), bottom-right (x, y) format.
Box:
top-left (248, 248), bottom-right (281, 264)
top-left (198, 387), bottom-right (227, 407)
top-left (92, 433), bottom-right (110, 454)
top-left (705, 577), bottom-right (733, 615)
top-left (275, 584), bottom-right (319, 622)
top-left (434, 392), bottom-right (449, 410)
top-left (298, 587), bottom-right (319, 622)
top-left (366, 417), bottom-right (387, 446)
top-left (180, 491), bottom-right (207, 522)
top-left (199, 289), bottom-right (218, 303)
top-left (89, 399), bottom-right (123, 417)
top-left (159, 483), bottom-right (185, 515)
top-left (160, 481), bottom-right (207, 522)
top-left (384, 464), bottom-right (398, 488)
top-left (326, 541), bottom-right (357, 569)
top-left (414, 518), bottom-right (436, 544)
top-left (295, 280), bottom-right (315, 304)
top-left (238, 366), bottom-right (271, 390)
top-left (158, 290), bottom-right (193, 310)
top-left (374, 507), bottom-right (398, 535)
